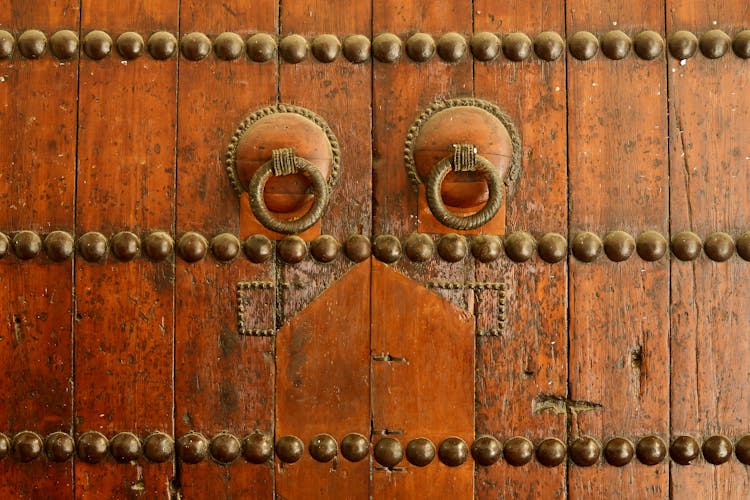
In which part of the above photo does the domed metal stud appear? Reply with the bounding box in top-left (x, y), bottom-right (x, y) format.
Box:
top-left (181, 32), bottom-right (212, 61)
top-left (603, 437), bottom-right (634, 467)
top-left (311, 34), bottom-right (341, 63)
top-left (437, 32), bottom-right (467, 62)
top-left (177, 432), bottom-right (209, 464)
top-left (470, 32), bottom-right (501, 61)
top-left (603, 230), bottom-right (635, 262)
top-left (601, 30), bottom-right (631, 60)
top-left (309, 434), bottom-right (338, 463)
top-left (111, 231), bottom-right (141, 262)
top-left (18, 30), bottom-right (47, 59)
top-left (702, 435), bottom-right (733, 465)
top-left (340, 433), bottom-right (370, 462)
top-left (276, 435), bottom-right (304, 464)
top-left (310, 235), bottom-right (340, 263)
top-left (49, 30), bottom-right (78, 60)
top-left (110, 432), bottom-right (141, 463)
top-left (636, 231), bottom-right (667, 261)
top-left (83, 30), bottom-right (112, 60)
top-left (178, 232), bottom-right (208, 263)
top-left (143, 231), bottom-right (173, 261)
top-left (0, 30), bottom-right (14, 59)
top-left (211, 233), bottom-right (241, 262)
top-left (12, 230), bottom-right (42, 260)
top-left (404, 233), bottom-right (435, 262)
top-left (214, 32), bottom-right (244, 61)
top-left (243, 234), bottom-right (273, 263)
top-left (503, 32), bottom-right (533, 61)
top-left (536, 438), bottom-right (566, 467)
top-left (406, 33), bottom-right (435, 62)
top-left (242, 432), bottom-right (273, 464)
top-left (633, 31), bottom-right (664, 60)
top-left (277, 235), bottom-right (307, 264)
top-left (736, 232), bottom-right (750, 261)
top-left (471, 435), bottom-right (502, 466)
top-left (703, 232), bottom-right (734, 262)
top-left (471, 235), bottom-right (503, 263)
top-left (116, 32), bottom-right (144, 60)
top-left (279, 34), bottom-right (308, 63)
top-left (344, 234), bottom-right (371, 262)
top-left (635, 435), bottom-right (667, 465)
top-left (571, 232), bottom-right (602, 262)
top-left (209, 433), bottom-right (241, 465)
top-left (437, 233), bottom-right (467, 262)
top-left (671, 231), bottom-right (702, 261)
top-left (374, 437), bottom-right (403, 467)
top-left (669, 31), bottom-right (699, 59)
top-left (700, 29), bottom-right (731, 59)
top-left (77, 431), bottom-right (109, 464)
top-left (45, 432), bottom-right (75, 462)
top-left (0, 233), bottom-right (8, 259)
top-left (503, 436), bottom-right (533, 466)
top-left (534, 31), bottom-right (565, 61)
top-left (0, 432), bottom-right (9, 460)
top-left (504, 231), bottom-right (536, 263)
top-left (143, 432), bottom-right (174, 463)
top-left (372, 234), bottom-right (401, 264)
top-left (568, 31), bottom-right (599, 60)
top-left (670, 435), bottom-right (700, 465)
top-left (13, 431), bottom-right (43, 462)
top-left (568, 436), bottom-right (601, 466)
top-left (372, 33), bottom-right (402, 63)
top-left (78, 231), bottom-right (109, 262)
top-left (148, 31), bottom-right (178, 60)
top-left (406, 437), bottom-right (435, 467)
top-left (44, 231), bottom-right (74, 262)
top-left (735, 435), bottom-right (750, 465)
top-left (732, 30), bottom-right (750, 59)
top-left (537, 232), bottom-right (567, 263)
top-left (342, 34), bottom-right (370, 63)
top-left (246, 33), bottom-right (276, 62)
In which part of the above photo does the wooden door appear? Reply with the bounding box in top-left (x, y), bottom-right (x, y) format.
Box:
top-left (1, 1), bottom-right (749, 498)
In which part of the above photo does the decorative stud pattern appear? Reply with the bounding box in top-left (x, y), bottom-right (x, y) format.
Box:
top-left (340, 433), bottom-right (370, 462)
top-left (733, 30), bottom-right (750, 59)
top-left (279, 34), bottom-right (307, 63)
top-left (636, 230), bottom-right (668, 261)
top-left (275, 435), bottom-right (304, 464)
top-left (0, 30), bottom-right (14, 59)
top-left (603, 230), bottom-right (635, 262)
top-left (569, 436), bottom-right (601, 466)
top-left (45, 432), bottom-right (75, 462)
top-left (503, 436), bottom-right (534, 466)
top-left (534, 31), bottom-right (565, 61)
top-left (537, 232), bottom-right (567, 263)
top-left (177, 432), bottom-right (209, 464)
top-left (111, 231), bottom-right (141, 262)
top-left (148, 32), bottom-right (178, 60)
top-left (143, 231), bottom-right (173, 261)
top-left (143, 432), bottom-right (173, 463)
top-left (636, 435), bottom-right (667, 465)
top-left (77, 232), bottom-right (108, 262)
top-left (470, 32), bottom-right (501, 61)
top-left (209, 433), bottom-right (241, 464)
top-left (404, 233), bottom-right (435, 262)
top-left (372, 32), bottom-right (401, 62)
top-left (342, 34), bottom-right (370, 63)
top-left (44, 231), bottom-right (74, 262)
top-left (471, 435), bottom-right (502, 466)
top-left (372, 234), bottom-right (402, 264)
top-left (214, 32), bottom-right (244, 61)
top-left (13, 431), bottom-right (43, 462)
top-left (310, 235), bottom-right (340, 263)
top-left (604, 437), bottom-right (634, 467)
top-left (246, 33), bottom-right (276, 62)
top-left (405, 33), bottom-right (436, 62)
top-left (571, 232), bottom-right (603, 263)
top-left (178, 232), bottom-right (209, 263)
top-left (13, 230), bottom-right (42, 260)
top-left (116, 32), bottom-right (144, 60)
top-left (600, 30), bottom-right (632, 60)
top-left (181, 32), bottom-right (212, 61)
top-left (702, 435), bottom-right (733, 465)
top-left (49, 30), bottom-right (78, 60)
top-left (406, 437), bottom-right (436, 466)
top-left (569, 31), bottom-right (599, 60)
top-left (374, 437), bottom-right (403, 468)
top-left (242, 432), bottom-right (273, 464)
top-left (309, 434), bottom-right (338, 463)
top-left (311, 34), bottom-right (341, 63)
top-left (504, 231), bottom-right (536, 262)
top-left (77, 431), bottom-right (109, 464)
top-left (670, 435), bottom-right (701, 465)
top-left (471, 234), bottom-right (503, 263)
top-left (671, 231), bottom-right (702, 261)
top-left (83, 30), bottom-right (112, 60)
top-left (211, 233), bottom-right (241, 262)
top-left (669, 31), bottom-right (699, 59)
top-left (633, 31), bottom-right (664, 60)
top-left (704, 231), bottom-right (734, 262)
top-left (536, 438), bottom-right (566, 467)
top-left (503, 32), bottom-right (533, 61)
top-left (438, 437), bottom-right (469, 466)
top-left (243, 234), bottom-right (273, 263)
top-left (277, 235), bottom-right (307, 264)
top-left (110, 432), bottom-right (141, 463)
top-left (437, 32), bottom-right (467, 62)
top-left (18, 30), bottom-right (47, 59)
top-left (700, 29), bottom-right (731, 59)
top-left (437, 233), bottom-right (467, 262)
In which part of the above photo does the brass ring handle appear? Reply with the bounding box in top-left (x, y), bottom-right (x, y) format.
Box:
top-left (425, 145), bottom-right (503, 230)
top-left (248, 148), bottom-right (329, 234)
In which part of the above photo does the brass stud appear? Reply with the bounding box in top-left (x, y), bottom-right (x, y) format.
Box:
top-left (148, 31), bottom-right (178, 60)
top-left (49, 30), bottom-right (79, 60)
top-left (143, 231), bottom-right (173, 262)
top-left (406, 437), bottom-right (435, 467)
top-left (309, 433), bottom-right (337, 463)
top-left (44, 231), bottom-right (74, 262)
top-left (246, 33), bottom-right (276, 62)
top-left (372, 33), bottom-right (402, 63)
top-left (78, 231), bottom-right (108, 262)
top-left (603, 437), bottom-right (634, 467)
top-left (736, 232), bottom-right (750, 261)
top-left (700, 29), bottom-right (731, 59)
top-left (471, 435), bottom-right (502, 466)
top-left (181, 32), bottom-right (212, 61)
top-left (340, 433), bottom-right (369, 462)
top-left (537, 232), bottom-right (567, 263)
top-left (279, 34), bottom-right (308, 63)
top-left (311, 34), bottom-right (341, 63)
top-left (635, 435), bottom-right (667, 465)
top-left (470, 32), bottom-right (501, 61)
top-left (242, 432), bottom-right (273, 464)
top-left (45, 432), bottom-right (75, 462)
top-left (568, 31), bottom-right (599, 60)
top-left (310, 235), bottom-right (340, 263)
top-left (669, 31), bottom-right (699, 59)
top-left (178, 232), bottom-right (209, 263)
top-left (0, 233), bottom-right (8, 258)
top-left (732, 30), bottom-right (750, 59)
top-left (83, 30), bottom-right (112, 60)
top-left (671, 231), bottom-right (702, 261)
top-left (406, 33), bottom-right (436, 62)
top-left (13, 231), bottom-right (42, 260)
top-left (243, 234), bottom-right (273, 263)
top-left (404, 233), bottom-right (435, 262)
top-left (437, 32), bottom-right (467, 62)
top-left (111, 231), bottom-right (141, 262)
top-left (702, 435), bottom-right (733, 465)
top-left (503, 436), bottom-right (533, 466)
top-left (342, 34), bottom-right (370, 63)
top-left (110, 432), bottom-right (141, 463)
top-left (571, 232), bottom-right (603, 263)
top-left (143, 432), bottom-right (174, 463)
top-left (0, 30), bottom-right (14, 59)
top-left (18, 30), bottom-right (47, 59)
top-left (209, 433), bottom-right (241, 465)
top-left (633, 31), bottom-right (664, 60)
top-left (77, 431), bottom-right (109, 464)
top-left (13, 431), bottom-right (43, 462)
top-left (569, 436), bottom-right (601, 466)
top-left (536, 438), bottom-right (566, 467)
top-left (603, 230), bottom-right (635, 262)
top-left (344, 234), bottom-right (371, 262)
top-left (670, 435), bottom-right (700, 465)
top-left (636, 231), bottom-right (667, 261)
top-left (211, 233), bottom-right (241, 262)
top-left (503, 32), bottom-right (533, 61)
top-left (373, 437), bottom-right (402, 467)
top-left (601, 30), bottom-right (632, 60)
top-left (534, 31), bottom-right (565, 61)
top-left (437, 233), bottom-right (467, 262)
top-left (214, 32), bottom-right (244, 61)
top-left (0, 432), bottom-right (9, 460)
top-left (471, 235), bottom-right (503, 263)
top-left (277, 235), bottom-right (307, 264)
top-left (704, 232), bottom-right (734, 262)
top-left (735, 435), bottom-right (750, 465)
top-left (178, 432), bottom-right (209, 464)
top-left (275, 435), bottom-right (304, 464)
top-left (504, 231), bottom-right (536, 263)
top-left (372, 234), bottom-right (401, 264)
top-left (116, 32), bottom-right (144, 60)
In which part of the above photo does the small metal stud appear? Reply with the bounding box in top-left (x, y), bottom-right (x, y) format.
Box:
top-left (83, 30), bottom-right (112, 60)
top-left (116, 32), bottom-right (144, 60)
top-left (703, 232), bottom-right (734, 262)
top-left (0, 233), bottom-right (8, 258)
top-left (214, 32), bottom-right (244, 61)
top-left (471, 235), bottom-right (503, 263)
top-left (340, 433), bottom-right (370, 462)
top-left (636, 231), bottom-right (667, 261)
top-left (536, 438), bottom-right (566, 467)
top-left (406, 33), bottom-right (435, 62)
top-left (503, 32), bottom-right (533, 61)
top-left (471, 435), bottom-right (502, 466)
top-left (404, 233), bottom-right (435, 262)
top-left (633, 31), bottom-right (664, 60)
top-left (246, 33), bottom-right (276, 62)
top-left (148, 31), bottom-right (178, 60)
top-left (45, 432), bottom-right (75, 462)
top-left (603, 437), bottom-right (634, 467)
top-left (78, 232), bottom-right (108, 262)
top-left (700, 29), bottom-right (731, 59)
top-left (177, 432), bottom-right (209, 464)
top-left (243, 234), bottom-right (273, 263)
top-left (568, 31), bottom-right (599, 60)
top-left (736, 232), bottom-right (750, 261)
top-left (603, 230), bottom-right (635, 262)
top-left (504, 231), bottom-right (536, 263)
top-left (242, 432), bottom-right (273, 464)
top-left (18, 30), bottom-right (47, 59)
top-left (671, 231), bottom-right (702, 261)
top-left (110, 432), bottom-right (141, 463)
top-left (344, 234), bottom-right (371, 262)
top-left (309, 434), bottom-right (337, 463)
top-left (342, 34), bottom-right (370, 63)
top-left (44, 231), bottom-right (74, 262)
top-left (571, 232), bottom-right (602, 263)
top-left (311, 34), bottom-right (341, 63)
top-left (0, 30), bottom-right (14, 59)
top-left (279, 34), bottom-right (308, 63)
top-left (437, 32), bottom-right (467, 62)
top-left (143, 432), bottom-right (174, 463)
top-left (534, 31), bottom-right (565, 61)
top-left (372, 33), bottom-right (402, 63)
top-left (406, 437), bottom-right (435, 467)
top-left (178, 232), bottom-right (209, 263)
top-left (669, 31), bottom-right (699, 59)
top-left (569, 437), bottom-right (601, 466)
top-left (77, 431), bottom-right (109, 464)
top-left (13, 431), bottom-right (43, 462)
top-left (601, 30), bottom-right (631, 60)
top-left (181, 32), bottom-right (212, 61)
top-left (310, 235), bottom-right (340, 263)
top-left (209, 433), bottom-right (241, 465)
top-left (13, 231), bottom-right (42, 260)
top-left (537, 232), bottom-right (567, 263)
top-left (275, 435), bottom-right (304, 464)
top-left (636, 435), bottom-right (667, 465)
top-left (372, 234), bottom-right (401, 264)
top-left (503, 436), bottom-right (534, 466)
top-left (735, 435), bottom-right (750, 465)
top-left (374, 437), bottom-right (403, 467)
top-left (732, 30), bottom-right (750, 59)
top-left (277, 235), bottom-right (307, 264)
top-left (111, 231), bottom-right (141, 262)
top-left (470, 32), bottom-right (501, 61)
top-left (702, 435), bottom-right (733, 465)
top-left (437, 233), bottom-right (467, 262)
top-left (670, 435), bottom-right (700, 465)
top-left (49, 30), bottom-right (78, 60)
top-left (143, 231), bottom-right (173, 262)
top-left (211, 233), bottom-right (241, 262)
top-left (0, 432), bottom-right (9, 460)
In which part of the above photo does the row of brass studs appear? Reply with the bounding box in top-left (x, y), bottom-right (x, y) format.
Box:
top-left (1, 29), bottom-right (749, 63)
top-left (2, 431), bottom-right (749, 467)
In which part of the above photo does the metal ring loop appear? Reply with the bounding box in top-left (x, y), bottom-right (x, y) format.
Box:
top-left (248, 157), bottom-right (329, 234)
top-left (425, 154), bottom-right (503, 230)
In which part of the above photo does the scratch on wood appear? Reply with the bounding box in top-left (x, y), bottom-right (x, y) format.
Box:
top-left (533, 393), bottom-right (603, 417)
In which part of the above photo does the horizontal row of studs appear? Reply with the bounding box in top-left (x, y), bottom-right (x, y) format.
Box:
top-left (1, 29), bottom-right (749, 63)
top-left (2, 431), bottom-right (748, 468)
top-left (2, 230), bottom-right (749, 264)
